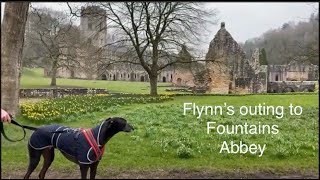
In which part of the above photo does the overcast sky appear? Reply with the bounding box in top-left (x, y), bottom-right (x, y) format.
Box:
top-left (1, 2), bottom-right (318, 51)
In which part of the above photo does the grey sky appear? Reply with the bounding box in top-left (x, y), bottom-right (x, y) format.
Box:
top-left (209, 2), bottom-right (318, 42)
top-left (1, 2), bottom-right (318, 51)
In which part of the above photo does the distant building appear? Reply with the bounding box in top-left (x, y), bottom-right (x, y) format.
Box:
top-left (171, 22), bottom-right (318, 93)
top-left (80, 6), bottom-right (107, 48)
top-left (48, 6), bottom-right (174, 83)
top-left (45, 7), bottom-right (318, 93)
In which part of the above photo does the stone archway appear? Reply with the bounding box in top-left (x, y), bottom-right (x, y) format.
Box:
top-left (130, 72), bottom-right (135, 81)
top-left (303, 88), bottom-right (313, 92)
top-left (228, 82), bottom-right (233, 94)
top-left (162, 76), bottom-right (166, 82)
top-left (177, 78), bottom-right (182, 86)
top-left (140, 76), bottom-right (145, 82)
top-left (283, 87), bottom-right (294, 93)
top-left (70, 70), bottom-right (75, 78)
top-left (113, 74), bottom-right (116, 81)
top-left (116, 72), bottom-right (120, 80)
top-left (101, 74), bottom-right (107, 80)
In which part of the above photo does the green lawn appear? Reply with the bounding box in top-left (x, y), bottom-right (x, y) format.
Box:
top-left (1, 94), bottom-right (318, 176)
top-left (20, 68), bottom-right (175, 94)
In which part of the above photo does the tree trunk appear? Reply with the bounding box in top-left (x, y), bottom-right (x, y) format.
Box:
top-left (149, 73), bottom-right (158, 96)
top-left (149, 43), bottom-right (159, 96)
top-left (50, 60), bottom-right (58, 86)
top-left (1, 2), bottom-right (29, 115)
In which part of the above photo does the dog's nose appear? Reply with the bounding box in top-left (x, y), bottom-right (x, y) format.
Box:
top-left (124, 124), bottom-right (134, 132)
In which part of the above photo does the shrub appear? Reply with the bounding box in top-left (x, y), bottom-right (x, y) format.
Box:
top-left (177, 144), bottom-right (194, 159)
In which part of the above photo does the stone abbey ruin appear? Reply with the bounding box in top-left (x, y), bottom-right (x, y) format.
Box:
top-left (46, 6), bottom-right (318, 94)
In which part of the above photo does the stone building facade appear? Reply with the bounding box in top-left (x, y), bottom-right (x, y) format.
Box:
top-left (268, 61), bottom-right (319, 82)
top-left (97, 63), bottom-right (174, 83)
top-left (267, 61), bottom-right (318, 93)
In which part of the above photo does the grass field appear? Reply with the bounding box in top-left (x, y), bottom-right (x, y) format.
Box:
top-left (1, 94), bottom-right (319, 178)
top-left (1, 68), bottom-right (319, 178)
top-left (20, 68), bottom-right (174, 94)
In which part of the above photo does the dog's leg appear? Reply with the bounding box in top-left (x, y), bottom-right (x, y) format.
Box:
top-left (79, 164), bottom-right (90, 179)
top-left (24, 144), bottom-right (42, 179)
top-left (89, 161), bottom-right (100, 179)
top-left (38, 148), bottom-right (55, 179)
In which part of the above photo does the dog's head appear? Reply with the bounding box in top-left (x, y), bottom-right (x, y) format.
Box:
top-left (104, 117), bottom-right (134, 132)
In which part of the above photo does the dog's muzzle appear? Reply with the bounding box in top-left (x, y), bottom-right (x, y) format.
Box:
top-left (123, 124), bottom-right (134, 132)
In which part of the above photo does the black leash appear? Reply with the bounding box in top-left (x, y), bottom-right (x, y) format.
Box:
top-left (11, 119), bottom-right (38, 131)
top-left (1, 121), bottom-right (25, 142)
top-left (0, 114), bottom-right (38, 142)
top-left (1, 115), bottom-right (71, 142)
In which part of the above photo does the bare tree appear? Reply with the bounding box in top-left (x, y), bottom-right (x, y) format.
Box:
top-left (1, 2), bottom-right (30, 115)
top-left (69, 2), bottom-right (217, 95)
top-left (30, 7), bottom-right (80, 86)
top-left (23, 11), bottom-right (50, 68)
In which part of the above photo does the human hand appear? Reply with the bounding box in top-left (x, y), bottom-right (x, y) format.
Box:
top-left (1, 109), bottom-right (11, 123)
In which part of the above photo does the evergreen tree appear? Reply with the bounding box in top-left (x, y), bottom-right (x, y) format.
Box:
top-left (259, 48), bottom-right (268, 65)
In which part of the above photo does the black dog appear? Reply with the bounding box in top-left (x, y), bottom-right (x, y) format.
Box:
top-left (23, 117), bottom-right (134, 179)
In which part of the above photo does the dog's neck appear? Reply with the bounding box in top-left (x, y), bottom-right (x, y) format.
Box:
top-left (91, 120), bottom-right (119, 146)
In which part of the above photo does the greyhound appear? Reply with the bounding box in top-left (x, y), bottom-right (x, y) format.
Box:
top-left (23, 117), bottom-right (134, 179)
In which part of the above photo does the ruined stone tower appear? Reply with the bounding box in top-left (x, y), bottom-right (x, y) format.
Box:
top-left (172, 45), bottom-right (206, 87)
top-left (205, 22), bottom-right (247, 94)
top-left (80, 6), bottom-right (107, 48)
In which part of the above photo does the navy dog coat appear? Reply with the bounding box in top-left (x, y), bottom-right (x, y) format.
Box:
top-left (29, 124), bottom-right (105, 164)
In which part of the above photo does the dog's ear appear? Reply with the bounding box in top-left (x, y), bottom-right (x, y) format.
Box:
top-left (104, 118), bottom-right (114, 129)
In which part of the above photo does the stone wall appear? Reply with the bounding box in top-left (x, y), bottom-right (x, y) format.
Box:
top-left (267, 81), bottom-right (316, 93)
top-left (20, 88), bottom-right (108, 98)
top-left (244, 50), bottom-right (268, 93)
top-left (172, 46), bottom-right (206, 87)
top-left (206, 62), bottom-right (230, 93)
top-left (172, 68), bottom-right (196, 87)
top-left (173, 62), bottom-right (206, 87)
top-left (254, 65), bottom-right (268, 93)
